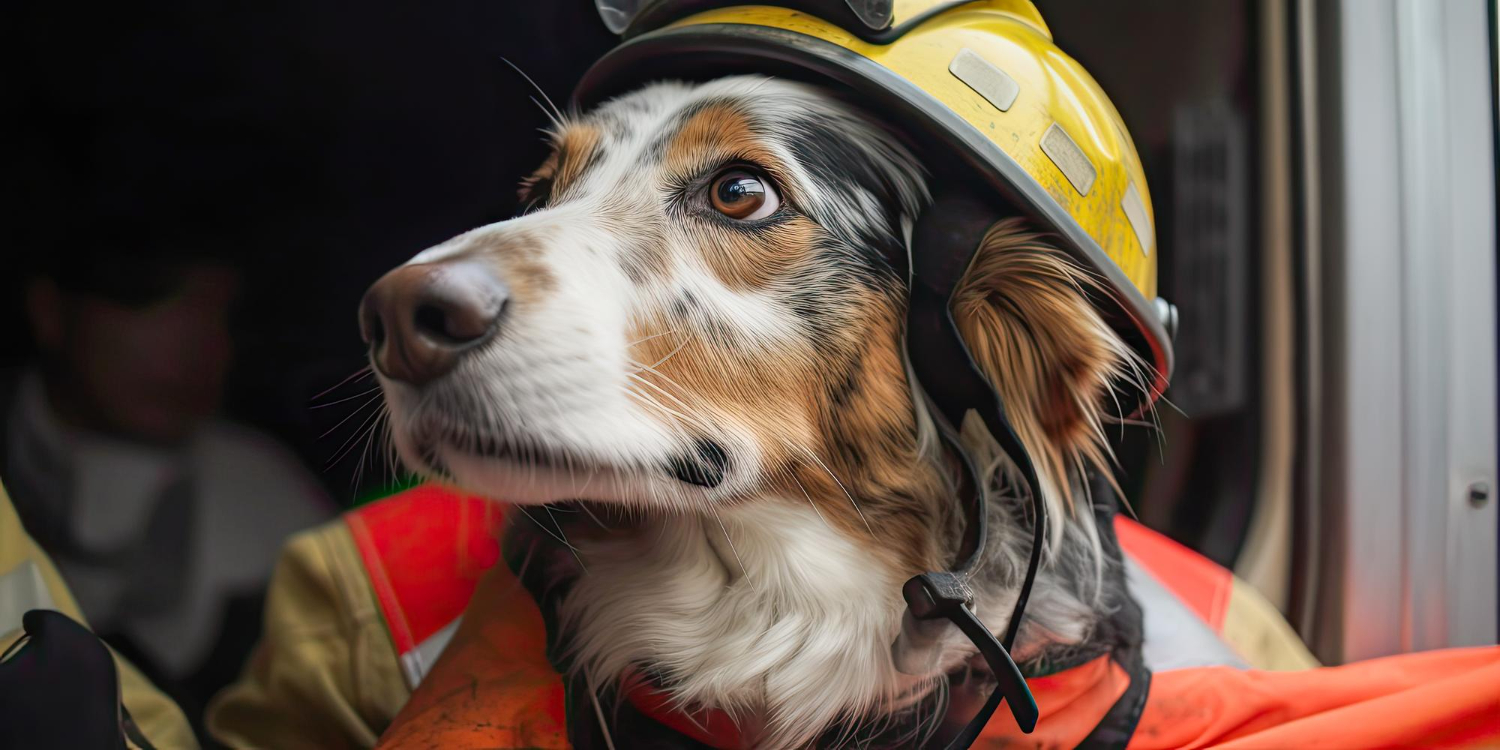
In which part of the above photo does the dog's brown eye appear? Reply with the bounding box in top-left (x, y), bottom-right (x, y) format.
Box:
top-left (709, 169), bottom-right (779, 220)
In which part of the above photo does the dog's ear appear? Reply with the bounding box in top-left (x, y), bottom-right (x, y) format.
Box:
top-left (949, 218), bottom-right (1141, 518)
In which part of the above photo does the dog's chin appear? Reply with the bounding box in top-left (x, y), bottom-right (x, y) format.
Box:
top-left (415, 440), bottom-right (714, 508)
top-left (385, 400), bottom-right (735, 507)
top-left (440, 446), bottom-right (627, 505)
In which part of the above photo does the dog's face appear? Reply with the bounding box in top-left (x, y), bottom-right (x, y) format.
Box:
top-left (363, 77), bottom-right (930, 517)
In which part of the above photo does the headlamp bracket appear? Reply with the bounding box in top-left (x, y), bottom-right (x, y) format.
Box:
top-left (598, 0), bottom-right (977, 43)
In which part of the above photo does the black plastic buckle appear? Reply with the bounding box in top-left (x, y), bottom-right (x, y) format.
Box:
top-left (903, 572), bottom-right (1038, 746)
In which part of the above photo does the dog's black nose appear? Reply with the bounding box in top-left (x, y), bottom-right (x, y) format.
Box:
top-left (359, 261), bottom-right (508, 386)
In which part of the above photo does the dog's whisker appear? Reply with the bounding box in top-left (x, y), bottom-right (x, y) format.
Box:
top-left (619, 385), bottom-right (699, 427)
top-left (318, 393), bottom-right (383, 440)
top-left (309, 365), bottom-right (373, 403)
top-left (578, 501), bottom-right (609, 530)
top-left (623, 359), bottom-right (700, 402)
top-left (624, 366), bottom-right (697, 411)
top-left (575, 458), bottom-right (603, 497)
top-left (618, 375), bottom-right (713, 433)
top-left (625, 328), bottom-right (680, 347)
top-left (788, 472), bottom-right (833, 532)
top-left (351, 407), bottom-right (387, 491)
top-left (642, 334), bottom-right (693, 371)
top-left (707, 506), bottom-right (752, 589)
top-left (529, 96), bottom-right (562, 130)
top-left (545, 505), bottom-right (587, 573)
top-left (625, 352), bottom-right (692, 384)
top-left (788, 442), bottom-right (872, 535)
top-left (309, 386), bottom-right (382, 410)
top-left (501, 57), bottom-right (565, 126)
top-left (517, 506), bottom-right (577, 551)
top-left (325, 404), bottom-right (386, 470)
top-left (589, 688), bottom-right (618, 750)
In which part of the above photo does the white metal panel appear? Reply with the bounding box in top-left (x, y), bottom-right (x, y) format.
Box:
top-left (1328, 0), bottom-right (1498, 661)
top-left (1427, 0), bottom-right (1498, 650)
top-left (1332, 0), bottom-right (1408, 662)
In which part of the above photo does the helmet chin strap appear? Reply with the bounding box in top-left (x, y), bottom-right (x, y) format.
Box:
top-left (898, 191), bottom-right (1047, 746)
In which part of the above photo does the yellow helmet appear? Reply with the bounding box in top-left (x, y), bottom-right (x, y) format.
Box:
top-left (577, 0), bottom-right (1175, 396)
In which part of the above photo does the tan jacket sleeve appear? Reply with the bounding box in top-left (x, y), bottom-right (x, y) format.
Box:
top-left (0, 482), bottom-right (197, 750)
top-left (1222, 576), bottom-right (1321, 671)
top-left (207, 520), bottom-right (410, 750)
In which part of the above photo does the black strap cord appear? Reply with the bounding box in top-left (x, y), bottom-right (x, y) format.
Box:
top-left (902, 192), bottom-right (1048, 746)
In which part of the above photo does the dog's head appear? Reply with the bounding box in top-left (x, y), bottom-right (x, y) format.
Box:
top-left (363, 73), bottom-right (1135, 569)
top-left (363, 74), bottom-right (1145, 743)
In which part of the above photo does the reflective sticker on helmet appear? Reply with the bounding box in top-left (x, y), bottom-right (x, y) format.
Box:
top-left (1040, 122), bottom-right (1096, 196)
top-left (1121, 179), bottom-right (1153, 256)
top-left (949, 48), bottom-right (1019, 113)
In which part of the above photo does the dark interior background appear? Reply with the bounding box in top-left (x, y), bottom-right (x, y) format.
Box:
top-left (4, 0), bottom-right (617, 502)
top-left (4, 0), bottom-right (1262, 558)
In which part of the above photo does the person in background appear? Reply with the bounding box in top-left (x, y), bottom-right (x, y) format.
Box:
top-left (0, 222), bottom-right (333, 741)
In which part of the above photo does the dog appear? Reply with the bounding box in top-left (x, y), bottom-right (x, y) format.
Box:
top-left (360, 75), bottom-right (1148, 748)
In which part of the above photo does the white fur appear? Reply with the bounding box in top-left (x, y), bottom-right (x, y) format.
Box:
top-left (560, 500), bottom-right (931, 749)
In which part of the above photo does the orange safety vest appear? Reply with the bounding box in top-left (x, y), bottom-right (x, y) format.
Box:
top-left (348, 486), bottom-right (1500, 749)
